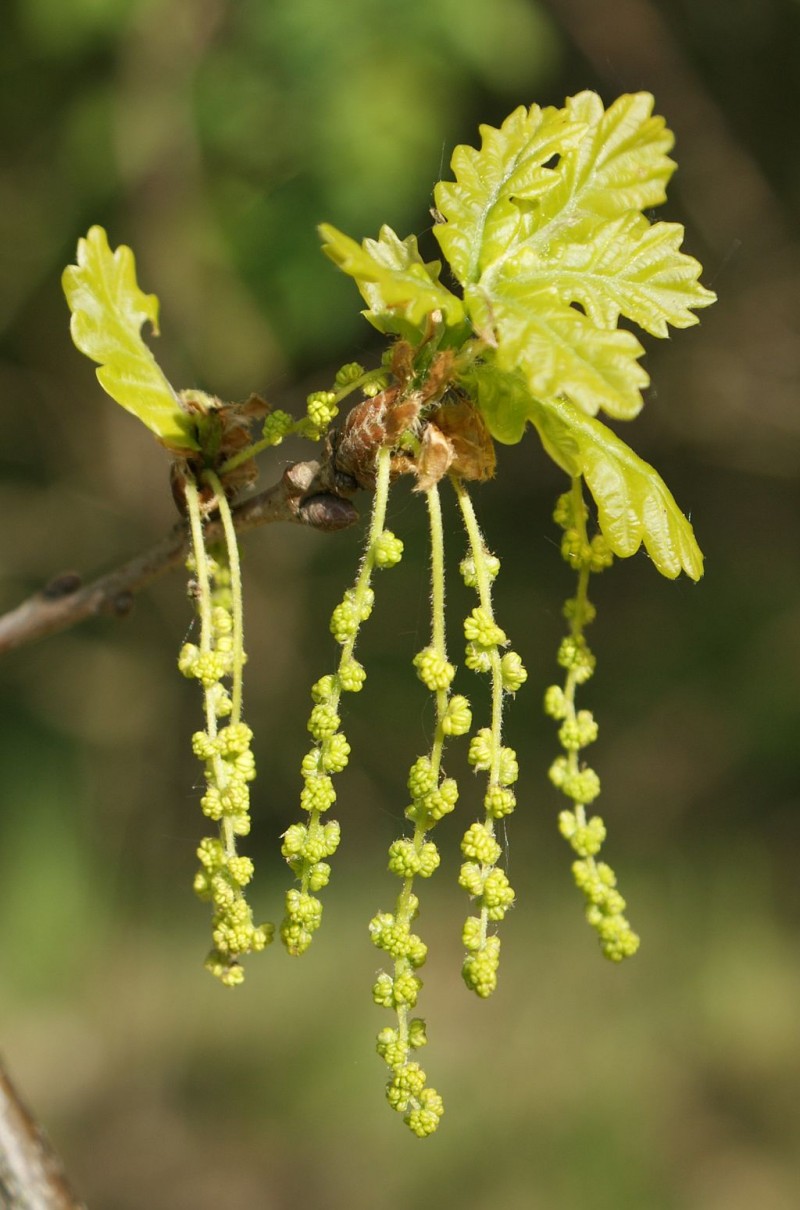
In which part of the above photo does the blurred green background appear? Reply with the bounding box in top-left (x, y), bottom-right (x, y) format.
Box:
top-left (2, 0), bottom-right (800, 1206)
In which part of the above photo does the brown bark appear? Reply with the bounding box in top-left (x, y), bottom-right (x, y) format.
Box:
top-left (0, 1059), bottom-right (85, 1210)
top-left (0, 460), bottom-right (358, 657)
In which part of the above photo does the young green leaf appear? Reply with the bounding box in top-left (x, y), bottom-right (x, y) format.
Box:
top-left (434, 91), bottom-right (715, 425)
top-left (318, 223), bottom-right (465, 337)
top-left (529, 396), bottom-right (703, 580)
top-left (549, 90), bottom-right (677, 223)
top-left (463, 361), bottom-right (535, 446)
top-left (461, 357), bottom-right (702, 579)
top-left (466, 281), bottom-right (650, 420)
top-left (503, 212), bottom-right (716, 339)
top-left (63, 226), bottom-right (199, 452)
top-left (432, 102), bottom-right (585, 285)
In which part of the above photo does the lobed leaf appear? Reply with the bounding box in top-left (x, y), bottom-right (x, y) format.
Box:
top-left (546, 91), bottom-right (677, 224)
top-left (318, 223), bottom-right (465, 335)
top-left (433, 102), bottom-right (585, 285)
top-left (528, 395), bottom-right (703, 580)
top-left (466, 282), bottom-right (650, 420)
top-left (506, 212), bottom-right (716, 338)
top-left (433, 91), bottom-right (716, 426)
top-left (63, 226), bottom-right (198, 452)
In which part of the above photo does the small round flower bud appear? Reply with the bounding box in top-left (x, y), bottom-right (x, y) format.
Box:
top-left (311, 675), bottom-right (335, 705)
top-left (459, 552), bottom-right (500, 587)
top-left (407, 1018), bottom-right (428, 1049)
top-left (424, 777), bottom-right (458, 820)
top-left (284, 889), bottom-right (323, 929)
top-left (301, 749), bottom-right (322, 778)
top-left (362, 376), bottom-right (387, 397)
top-left (413, 647), bottom-right (455, 691)
top-left (406, 933), bottom-right (428, 968)
top-left (192, 730), bottom-right (216, 760)
top-left (308, 861), bottom-right (331, 891)
top-left (388, 1061), bottom-right (426, 1102)
top-left (558, 809), bottom-right (577, 841)
top-left (464, 642), bottom-right (492, 673)
top-left (392, 972), bottom-right (422, 1008)
top-left (211, 605), bottom-right (233, 635)
top-left (387, 839), bottom-right (422, 878)
top-left (227, 856), bottom-right (254, 887)
top-left (562, 766), bottom-right (601, 805)
top-left (589, 534), bottom-right (614, 572)
top-left (544, 684), bottom-right (568, 719)
top-left (484, 786), bottom-right (516, 818)
top-left (338, 658), bottom-right (366, 693)
top-left (561, 528), bottom-right (592, 568)
top-left (379, 1037), bottom-right (409, 1069)
top-left (281, 823), bottom-right (307, 857)
top-left (373, 973), bottom-right (395, 1008)
top-left (460, 555), bottom-right (478, 587)
top-left (458, 862), bottom-right (485, 897)
top-left (463, 607), bottom-right (507, 649)
top-left (373, 530), bottom-right (404, 568)
top-left (200, 787), bottom-right (223, 820)
top-left (500, 651), bottom-right (527, 692)
top-left (482, 867), bottom-right (515, 913)
top-left (575, 709), bottom-right (599, 747)
top-left (462, 935), bottom-right (501, 997)
top-left (197, 838), bottom-right (225, 871)
top-left (330, 600), bottom-right (359, 643)
top-left (468, 728), bottom-right (493, 770)
top-left (462, 915), bottom-right (482, 951)
top-left (210, 873), bottom-right (235, 909)
top-left (408, 756), bottom-right (436, 801)
top-left (193, 870), bottom-right (211, 900)
top-left (549, 755), bottom-right (569, 788)
top-left (218, 722), bottom-right (253, 756)
top-left (558, 718), bottom-right (583, 751)
top-left (322, 819), bottom-right (341, 853)
top-left (207, 682), bottom-right (232, 718)
top-left (356, 587), bottom-right (375, 620)
top-left (569, 814), bottom-right (607, 857)
top-left (461, 822), bottom-right (501, 865)
top-left (562, 595), bottom-right (597, 625)
top-left (321, 732), bottom-right (350, 773)
top-left (553, 491), bottom-right (574, 530)
top-left (557, 636), bottom-right (596, 682)
top-left (417, 842), bottom-right (440, 878)
top-left (441, 694), bottom-right (472, 736)
top-left (299, 775), bottom-right (337, 815)
top-left (261, 410), bottom-right (295, 446)
top-left (498, 745), bottom-right (519, 786)
top-left (305, 389), bottom-right (338, 429)
top-left (334, 361), bottom-right (365, 386)
top-left (308, 703), bottom-right (340, 740)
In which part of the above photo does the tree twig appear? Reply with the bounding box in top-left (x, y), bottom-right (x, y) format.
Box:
top-left (0, 1058), bottom-right (85, 1210)
top-left (0, 459), bottom-right (359, 657)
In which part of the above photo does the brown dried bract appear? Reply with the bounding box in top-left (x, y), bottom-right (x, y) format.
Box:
top-left (329, 342), bottom-right (495, 495)
top-left (412, 398), bottom-right (496, 492)
top-left (429, 396), bottom-right (496, 483)
top-left (332, 387), bottom-right (420, 490)
top-left (414, 423), bottom-right (455, 492)
top-left (419, 349), bottom-right (457, 403)
top-left (332, 389), bottom-right (392, 490)
top-left (170, 392), bottom-right (271, 514)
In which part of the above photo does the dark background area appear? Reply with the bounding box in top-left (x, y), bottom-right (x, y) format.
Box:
top-left (1, 1), bottom-right (799, 1206)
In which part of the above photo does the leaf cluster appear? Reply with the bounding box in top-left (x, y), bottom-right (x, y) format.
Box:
top-left (320, 91), bottom-right (715, 580)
